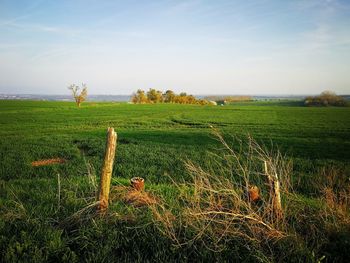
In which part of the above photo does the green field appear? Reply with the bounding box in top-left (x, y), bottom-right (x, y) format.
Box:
top-left (1, 100), bottom-right (350, 262)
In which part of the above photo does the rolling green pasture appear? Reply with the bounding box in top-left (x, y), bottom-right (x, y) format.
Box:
top-left (1, 100), bottom-right (349, 182)
top-left (0, 100), bottom-right (350, 262)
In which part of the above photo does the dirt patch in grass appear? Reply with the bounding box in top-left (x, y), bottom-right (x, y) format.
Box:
top-left (31, 158), bottom-right (67, 167)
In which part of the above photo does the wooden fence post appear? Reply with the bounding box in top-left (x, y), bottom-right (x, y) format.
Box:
top-left (98, 127), bottom-right (117, 213)
top-left (264, 160), bottom-right (282, 219)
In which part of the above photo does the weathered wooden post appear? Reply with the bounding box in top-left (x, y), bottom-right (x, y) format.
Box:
top-left (264, 161), bottom-right (282, 219)
top-left (98, 127), bottom-right (117, 213)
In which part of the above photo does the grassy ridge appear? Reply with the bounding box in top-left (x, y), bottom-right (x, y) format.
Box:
top-left (0, 100), bottom-right (350, 262)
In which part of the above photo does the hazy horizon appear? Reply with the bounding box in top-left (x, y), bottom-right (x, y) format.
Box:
top-left (1, 92), bottom-right (349, 97)
top-left (1, 0), bottom-right (350, 95)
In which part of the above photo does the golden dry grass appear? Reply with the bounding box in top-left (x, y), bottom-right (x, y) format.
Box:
top-left (31, 158), bottom-right (66, 167)
top-left (111, 186), bottom-right (157, 207)
top-left (149, 131), bottom-right (292, 250)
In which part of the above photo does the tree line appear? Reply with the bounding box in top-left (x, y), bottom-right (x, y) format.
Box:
top-left (131, 89), bottom-right (212, 105)
top-left (304, 91), bottom-right (347, 107)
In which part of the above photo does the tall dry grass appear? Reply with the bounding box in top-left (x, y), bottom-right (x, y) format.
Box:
top-left (150, 130), bottom-right (293, 251)
top-left (318, 166), bottom-right (350, 223)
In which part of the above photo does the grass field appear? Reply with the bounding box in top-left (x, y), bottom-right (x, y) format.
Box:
top-left (1, 100), bottom-right (350, 262)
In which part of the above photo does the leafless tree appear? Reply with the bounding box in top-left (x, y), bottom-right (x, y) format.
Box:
top-left (68, 83), bottom-right (88, 107)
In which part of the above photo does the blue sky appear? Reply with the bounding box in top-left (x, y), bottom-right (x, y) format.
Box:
top-left (0, 0), bottom-right (349, 95)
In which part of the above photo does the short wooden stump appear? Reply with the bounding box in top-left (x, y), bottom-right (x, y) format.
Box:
top-left (130, 177), bottom-right (145, 191)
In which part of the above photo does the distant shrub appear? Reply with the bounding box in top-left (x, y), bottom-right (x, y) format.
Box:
top-left (304, 91), bottom-right (347, 107)
top-left (147, 88), bottom-right (163, 103)
top-left (131, 89), bottom-right (149, 104)
top-left (131, 89), bottom-right (211, 105)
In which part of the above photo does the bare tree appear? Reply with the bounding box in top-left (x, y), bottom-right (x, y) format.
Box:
top-left (68, 83), bottom-right (88, 107)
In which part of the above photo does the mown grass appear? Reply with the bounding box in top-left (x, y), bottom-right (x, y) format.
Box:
top-left (0, 100), bottom-right (349, 262)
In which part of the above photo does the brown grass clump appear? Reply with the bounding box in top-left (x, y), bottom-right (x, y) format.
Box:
top-left (31, 158), bottom-right (66, 167)
top-left (111, 186), bottom-right (157, 207)
top-left (319, 167), bottom-right (350, 220)
top-left (124, 190), bottom-right (157, 207)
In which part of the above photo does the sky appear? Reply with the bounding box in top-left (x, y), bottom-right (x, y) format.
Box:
top-left (0, 0), bottom-right (350, 95)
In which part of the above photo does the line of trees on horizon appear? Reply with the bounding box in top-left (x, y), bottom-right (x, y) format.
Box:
top-left (131, 89), bottom-right (213, 105)
top-left (304, 91), bottom-right (348, 107)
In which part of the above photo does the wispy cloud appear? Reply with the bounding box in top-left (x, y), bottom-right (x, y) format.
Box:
top-left (163, 0), bottom-right (202, 15)
top-left (1, 21), bottom-right (79, 37)
top-left (29, 46), bottom-right (77, 61)
top-left (0, 14), bottom-right (33, 27)
top-left (295, 0), bottom-right (350, 52)
top-left (0, 0), bottom-right (48, 26)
